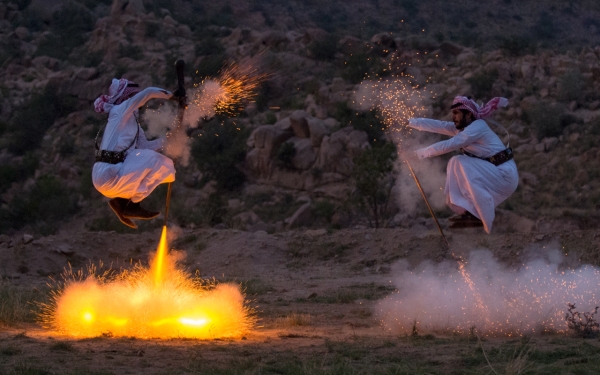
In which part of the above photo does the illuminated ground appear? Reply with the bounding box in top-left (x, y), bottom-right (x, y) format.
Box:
top-left (2, 223), bottom-right (600, 373)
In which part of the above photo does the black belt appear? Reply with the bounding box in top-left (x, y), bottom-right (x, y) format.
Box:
top-left (94, 114), bottom-right (141, 165)
top-left (95, 149), bottom-right (126, 164)
top-left (461, 147), bottom-right (514, 166)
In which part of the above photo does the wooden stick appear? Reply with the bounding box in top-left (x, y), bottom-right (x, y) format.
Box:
top-left (405, 160), bottom-right (450, 248)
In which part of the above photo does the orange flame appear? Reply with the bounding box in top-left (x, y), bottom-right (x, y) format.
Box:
top-left (41, 227), bottom-right (253, 339)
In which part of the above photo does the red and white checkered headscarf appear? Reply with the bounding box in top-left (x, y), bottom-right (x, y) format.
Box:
top-left (94, 78), bottom-right (141, 113)
top-left (452, 96), bottom-right (509, 119)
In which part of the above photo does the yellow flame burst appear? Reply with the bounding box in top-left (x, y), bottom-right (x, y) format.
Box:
top-left (41, 227), bottom-right (254, 339)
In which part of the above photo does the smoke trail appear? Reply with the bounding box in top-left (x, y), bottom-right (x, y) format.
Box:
top-left (142, 82), bottom-right (224, 167)
top-left (377, 248), bottom-right (600, 336)
top-left (353, 77), bottom-right (448, 215)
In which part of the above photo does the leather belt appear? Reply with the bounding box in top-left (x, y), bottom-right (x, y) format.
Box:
top-left (461, 147), bottom-right (514, 166)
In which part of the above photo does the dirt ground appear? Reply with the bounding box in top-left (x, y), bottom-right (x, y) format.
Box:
top-left (2, 217), bottom-right (600, 374)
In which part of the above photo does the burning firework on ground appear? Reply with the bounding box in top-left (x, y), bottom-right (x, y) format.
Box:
top-left (41, 227), bottom-right (254, 339)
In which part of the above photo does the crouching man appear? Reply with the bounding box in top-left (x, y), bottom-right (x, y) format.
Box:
top-left (408, 96), bottom-right (519, 233)
top-left (93, 78), bottom-right (177, 229)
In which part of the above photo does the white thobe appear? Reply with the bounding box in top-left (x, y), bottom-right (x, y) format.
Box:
top-left (92, 88), bottom-right (175, 203)
top-left (408, 118), bottom-right (518, 233)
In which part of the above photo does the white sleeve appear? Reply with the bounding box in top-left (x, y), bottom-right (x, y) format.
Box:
top-left (408, 118), bottom-right (458, 137)
top-left (137, 127), bottom-right (164, 151)
top-left (121, 87), bottom-right (172, 119)
top-left (415, 122), bottom-right (485, 158)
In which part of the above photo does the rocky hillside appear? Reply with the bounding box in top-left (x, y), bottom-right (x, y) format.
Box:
top-left (1, 0), bottom-right (600, 238)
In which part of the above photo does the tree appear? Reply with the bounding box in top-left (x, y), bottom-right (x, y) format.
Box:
top-left (352, 142), bottom-right (397, 228)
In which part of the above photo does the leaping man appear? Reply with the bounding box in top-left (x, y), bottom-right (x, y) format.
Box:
top-left (407, 96), bottom-right (519, 233)
top-left (92, 78), bottom-right (182, 229)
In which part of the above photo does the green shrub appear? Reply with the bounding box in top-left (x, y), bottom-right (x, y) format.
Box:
top-left (313, 200), bottom-right (335, 222)
top-left (467, 70), bottom-right (499, 99)
top-left (533, 11), bottom-right (556, 40)
top-left (7, 83), bottom-right (77, 155)
top-left (265, 112), bottom-right (277, 125)
top-left (499, 35), bottom-right (536, 56)
top-left (0, 175), bottom-right (79, 235)
top-left (0, 37), bottom-right (23, 67)
top-left (525, 101), bottom-right (569, 139)
top-left (309, 34), bottom-right (338, 61)
top-left (118, 44), bottom-right (144, 60)
top-left (194, 54), bottom-right (226, 79)
top-left (557, 70), bottom-right (585, 103)
top-left (35, 4), bottom-right (95, 59)
top-left (210, 5), bottom-right (236, 27)
top-left (191, 119), bottom-right (249, 191)
top-left (399, 0), bottom-right (419, 17)
top-left (275, 142), bottom-right (296, 170)
top-left (352, 142), bottom-right (397, 228)
top-left (334, 102), bottom-right (386, 144)
top-left (0, 283), bottom-right (46, 324)
top-left (340, 52), bottom-right (386, 84)
top-left (195, 37), bottom-right (225, 56)
top-left (0, 152), bottom-right (38, 194)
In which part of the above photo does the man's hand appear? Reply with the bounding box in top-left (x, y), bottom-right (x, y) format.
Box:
top-left (171, 88), bottom-right (186, 100)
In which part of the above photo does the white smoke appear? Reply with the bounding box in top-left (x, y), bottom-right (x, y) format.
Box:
top-left (142, 80), bottom-right (225, 167)
top-left (376, 248), bottom-right (600, 336)
top-left (353, 77), bottom-right (448, 216)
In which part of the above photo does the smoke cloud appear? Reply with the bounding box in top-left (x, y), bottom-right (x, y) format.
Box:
top-left (142, 80), bottom-right (226, 167)
top-left (376, 248), bottom-right (600, 336)
top-left (353, 77), bottom-right (448, 215)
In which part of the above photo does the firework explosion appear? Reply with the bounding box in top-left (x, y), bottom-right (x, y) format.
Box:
top-left (377, 249), bottom-right (600, 337)
top-left (142, 59), bottom-right (268, 166)
top-left (41, 227), bottom-right (254, 339)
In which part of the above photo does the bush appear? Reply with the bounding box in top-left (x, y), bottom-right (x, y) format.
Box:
top-left (118, 44), bottom-right (144, 60)
top-left (309, 34), bottom-right (338, 61)
top-left (0, 152), bottom-right (38, 194)
top-left (334, 102), bottom-right (386, 144)
top-left (191, 119), bottom-right (249, 191)
top-left (565, 303), bottom-right (599, 338)
top-left (352, 142), bottom-right (397, 228)
top-left (557, 70), bottom-right (585, 103)
top-left (6, 83), bottom-right (77, 155)
top-left (35, 4), bottom-right (95, 59)
top-left (499, 35), bottom-right (536, 57)
top-left (275, 142), bottom-right (296, 170)
top-left (0, 175), bottom-right (79, 235)
top-left (210, 5), bottom-right (236, 28)
top-left (525, 101), bottom-right (569, 139)
top-left (313, 200), bottom-right (335, 222)
top-left (341, 52), bottom-right (386, 84)
top-left (467, 70), bottom-right (499, 99)
top-left (194, 54), bottom-right (226, 79)
top-left (533, 11), bottom-right (556, 41)
top-left (195, 37), bottom-right (225, 56)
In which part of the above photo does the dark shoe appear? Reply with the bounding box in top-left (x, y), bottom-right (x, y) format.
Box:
top-left (450, 220), bottom-right (483, 229)
top-left (108, 198), bottom-right (138, 229)
top-left (122, 201), bottom-right (160, 220)
top-left (449, 212), bottom-right (479, 222)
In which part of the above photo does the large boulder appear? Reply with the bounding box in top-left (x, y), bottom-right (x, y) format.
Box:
top-left (246, 125), bottom-right (293, 176)
top-left (307, 118), bottom-right (329, 147)
top-left (288, 137), bottom-right (317, 170)
top-left (289, 110), bottom-right (310, 138)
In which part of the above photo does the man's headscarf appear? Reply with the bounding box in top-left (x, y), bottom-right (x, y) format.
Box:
top-left (94, 78), bottom-right (141, 113)
top-left (452, 96), bottom-right (509, 120)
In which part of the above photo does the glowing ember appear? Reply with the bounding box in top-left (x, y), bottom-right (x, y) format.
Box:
top-left (42, 227), bottom-right (253, 339)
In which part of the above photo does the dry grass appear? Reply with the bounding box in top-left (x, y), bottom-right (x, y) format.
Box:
top-left (275, 312), bottom-right (312, 328)
top-left (0, 282), bottom-right (45, 325)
